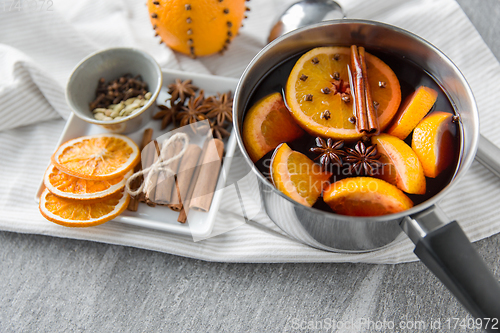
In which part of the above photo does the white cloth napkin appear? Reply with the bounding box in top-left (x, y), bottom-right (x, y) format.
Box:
top-left (1, 0), bottom-right (500, 263)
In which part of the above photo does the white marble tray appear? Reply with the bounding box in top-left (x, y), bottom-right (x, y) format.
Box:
top-left (35, 69), bottom-right (239, 239)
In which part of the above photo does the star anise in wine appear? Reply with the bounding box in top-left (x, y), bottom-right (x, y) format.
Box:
top-left (204, 91), bottom-right (233, 125)
top-left (153, 103), bottom-right (181, 129)
top-left (167, 79), bottom-right (198, 103)
top-left (345, 141), bottom-right (383, 176)
top-left (177, 90), bottom-right (208, 127)
top-left (310, 137), bottom-right (345, 169)
top-left (209, 119), bottom-right (231, 140)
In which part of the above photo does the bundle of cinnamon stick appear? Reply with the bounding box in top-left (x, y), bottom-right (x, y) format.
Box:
top-left (350, 45), bottom-right (379, 134)
top-left (127, 128), bottom-right (224, 224)
top-left (127, 128), bottom-right (153, 211)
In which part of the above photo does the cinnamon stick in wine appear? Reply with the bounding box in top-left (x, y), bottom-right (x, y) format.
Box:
top-left (189, 139), bottom-right (224, 212)
top-left (351, 45), bottom-right (368, 133)
top-left (359, 47), bottom-right (379, 133)
top-left (154, 140), bottom-right (183, 205)
top-left (168, 144), bottom-right (202, 211)
top-left (127, 128), bottom-right (153, 211)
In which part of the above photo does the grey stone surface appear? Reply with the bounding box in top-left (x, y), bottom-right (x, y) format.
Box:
top-left (1, 1), bottom-right (500, 332)
top-left (1, 232), bottom-right (499, 332)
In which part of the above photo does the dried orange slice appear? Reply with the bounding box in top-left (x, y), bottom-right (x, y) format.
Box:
top-left (285, 46), bottom-right (401, 140)
top-left (52, 134), bottom-right (140, 181)
top-left (39, 188), bottom-right (129, 227)
top-left (44, 164), bottom-right (132, 200)
top-left (243, 92), bottom-right (305, 162)
top-left (412, 111), bottom-right (456, 178)
top-left (148, 0), bottom-right (246, 57)
top-left (386, 86), bottom-right (438, 139)
top-left (372, 134), bottom-right (426, 194)
top-left (324, 177), bottom-right (413, 216)
top-left (271, 143), bottom-right (331, 207)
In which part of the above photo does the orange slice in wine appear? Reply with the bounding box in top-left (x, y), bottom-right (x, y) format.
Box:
top-left (412, 111), bottom-right (456, 178)
top-left (386, 86), bottom-right (438, 139)
top-left (285, 46), bottom-right (401, 140)
top-left (271, 143), bottom-right (331, 207)
top-left (323, 177), bottom-right (413, 216)
top-left (243, 92), bottom-right (304, 162)
top-left (372, 134), bottom-right (426, 194)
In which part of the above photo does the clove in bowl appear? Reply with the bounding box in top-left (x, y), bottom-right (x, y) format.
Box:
top-left (66, 47), bottom-right (163, 134)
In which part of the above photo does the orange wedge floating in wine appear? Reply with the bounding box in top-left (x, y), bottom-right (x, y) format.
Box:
top-left (386, 86), bottom-right (438, 139)
top-left (271, 143), bottom-right (331, 207)
top-left (285, 46), bottom-right (401, 140)
top-left (52, 134), bottom-right (140, 181)
top-left (39, 188), bottom-right (129, 227)
top-left (323, 177), bottom-right (413, 216)
top-left (412, 111), bottom-right (456, 178)
top-left (243, 92), bottom-right (305, 162)
top-left (44, 164), bottom-right (133, 200)
top-left (371, 134), bottom-right (426, 194)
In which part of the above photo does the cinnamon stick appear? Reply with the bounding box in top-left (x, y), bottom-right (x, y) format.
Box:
top-left (144, 140), bottom-right (161, 206)
top-left (127, 128), bottom-right (153, 211)
top-left (177, 141), bottom-right (209, 223)
top-left (351, 45), bottom-right (368, 133)
top-left (178, 207), bottom-right (187, 223)
top-left (189, 139), bottom-right (224, 212)
top-left (359, 47), bottom-right (379, 133)
top-left (168, 144), bottom-right (202, 211)
top-left (154, 140), bottom-right (183, 205)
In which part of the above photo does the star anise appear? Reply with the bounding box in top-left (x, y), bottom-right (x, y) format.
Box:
top-left (177, 90), bottom-right (208, 128)
top-left (153, 103), bottom-right (181, 129)
top-left (204, 91), bottom-right (233, 125)
top-left (167, 79), bottom-right (198, 104)
top-left (345, 141), bottom-right (383, 176)
top-left (310, 137), bottom-right (345, 169)
top-left (209, 119), bottom-right (231, 140)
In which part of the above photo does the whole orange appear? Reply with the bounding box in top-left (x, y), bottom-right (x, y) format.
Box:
top-left (148, 0), bottom-right (248, 57)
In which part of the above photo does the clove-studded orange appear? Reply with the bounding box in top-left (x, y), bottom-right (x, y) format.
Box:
top-left (148, 0), bottom-right (248, 58)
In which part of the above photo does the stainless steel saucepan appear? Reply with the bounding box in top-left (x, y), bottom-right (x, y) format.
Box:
top-left (233, 20), bottom-right (500, 326)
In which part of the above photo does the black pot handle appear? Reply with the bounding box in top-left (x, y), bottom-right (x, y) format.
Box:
top-left (402, 206), bottom-right (500, 331)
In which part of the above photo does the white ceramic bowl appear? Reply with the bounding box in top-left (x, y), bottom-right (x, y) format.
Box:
top-left (66, 47), bottom-right (163, 134)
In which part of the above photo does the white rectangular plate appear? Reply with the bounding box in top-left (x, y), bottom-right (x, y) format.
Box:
top-left (36, 69), bottom-right (239, 238)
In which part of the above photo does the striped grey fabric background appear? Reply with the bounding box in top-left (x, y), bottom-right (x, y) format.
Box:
top-left (1, 0), bottom-right (500, 263)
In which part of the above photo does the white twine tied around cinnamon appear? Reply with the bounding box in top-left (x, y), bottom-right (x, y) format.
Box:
top-left (125, 132), bottom-right (189, 197)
